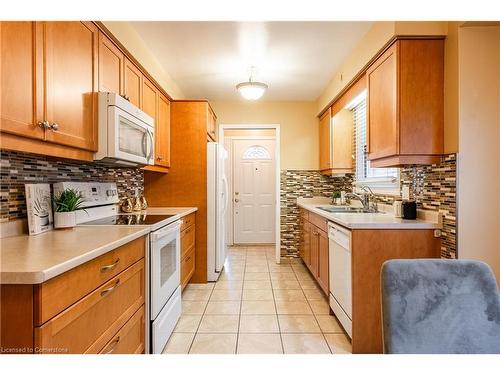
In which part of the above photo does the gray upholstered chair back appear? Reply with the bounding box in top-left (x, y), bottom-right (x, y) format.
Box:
top-left (381, 259), bottom-right (500, 354)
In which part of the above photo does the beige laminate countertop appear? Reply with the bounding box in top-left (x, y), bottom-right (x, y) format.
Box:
top-left (297, 198), bottom-right (441, 230)
top-left (0, 226), bottom-right (150, 284)
top-left (0, 206), bottom-right (198, 284)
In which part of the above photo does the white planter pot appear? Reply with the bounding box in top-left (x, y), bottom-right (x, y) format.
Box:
top-left (54, 211), bottom-right (76, 229)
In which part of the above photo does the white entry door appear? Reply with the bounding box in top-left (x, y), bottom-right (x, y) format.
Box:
top-left (233, 139), bottom-right (276, 244)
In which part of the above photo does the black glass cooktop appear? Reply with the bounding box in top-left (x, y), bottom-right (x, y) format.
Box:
top-left (82, 214), bottom-right (175, 226)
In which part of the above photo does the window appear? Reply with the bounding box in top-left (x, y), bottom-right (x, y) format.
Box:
top-left (349, 90), bottom-right (400, 195)
top-left (242, 145), bottom-right (270, 159)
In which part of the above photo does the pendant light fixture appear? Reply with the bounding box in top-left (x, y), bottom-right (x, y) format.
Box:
top-left (236, 67), bottom-right (268, 100)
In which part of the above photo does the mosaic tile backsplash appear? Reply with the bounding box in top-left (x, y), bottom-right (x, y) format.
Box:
top-left (0, 150), bottom-right (144, 221)
top-left (280, 154), bottom-right (457, 259)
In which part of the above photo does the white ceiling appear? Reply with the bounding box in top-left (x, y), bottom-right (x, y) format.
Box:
top-left (130, 22), bottom-right (373, 101)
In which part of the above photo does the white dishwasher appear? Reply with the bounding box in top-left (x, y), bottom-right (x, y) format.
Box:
top-left (328, 222), bottom-right (352, 338)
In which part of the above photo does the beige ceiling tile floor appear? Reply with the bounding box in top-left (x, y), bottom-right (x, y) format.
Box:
top-left (271, 279), bottom-right (301, 290)
top-left (184, 283), bottom-right (215, 291)
top-left (209, 289), bottom-right (242, 301)
top-left (308, 299), bottom-right (331, 315)
top-left (270, 272), bottom-right (297, 281)
top-left (181, 288), bottom-right (213, 301)
top-left (237, 334), bottom-right (283, 354)
top-left (182, 300), bottom-right (208, 315)
top-left (198, 314), bottom-right (240, 333)
top-left (303, 288), bottom-right (327, 301)
top-left (242, 288), bottom-right (274, 301)
top-left (325, 333), bottom-right (352, 354)
top-left (243, 280), bottom-right (272, 290)
top-left (239, 315), bottom-right (279, 333)
top-left (315, 315), bottom-right (344, 333)
top-left (205, 301), bottom-right (241, 315)
top-left (273, 289), bottom-right (307, 302)
top-left (298, 280), bottom-right (322, 290)
top-left (278, 315), bottom-right (321, 333)
top-left (275, 300), bottom-right (313, 315)
top-left (245, 265), bottom-right (268, 273)
top-left (244, 272), bottom-right (270, 281)
top-left (173, 246), bottom-right (352, 355)
top-left (213, 280), bottom-right (243, 290)
top-left (173, 314), bottom-right (202, 333)
top-left (190, 333), bottom-right (238, 354)
top-left (281, 334), bottom-right (331, 354)
top-left (162, 333), bottom-right (195, 354)
top-left (241, 300), bottom-right (277, 315)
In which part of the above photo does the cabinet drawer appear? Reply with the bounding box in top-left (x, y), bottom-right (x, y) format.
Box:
top-left (308, 212), bottom-right (328, 232)
top-left (181, 247), bottom-right (195, 289)
top-left (99, 305), bottom-right (145, 354)
top-left (181, 224), bottom-right (195, 259)
top-left (35, 260), bottom-right (145, 354)
top-left (180, 213), bottom-right (195, 232)
top-left (35, 236), bottom-right (145, 325)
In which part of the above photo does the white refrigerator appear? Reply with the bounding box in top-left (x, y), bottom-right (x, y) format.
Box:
top-left (207, 142), bottom-right (228, 281)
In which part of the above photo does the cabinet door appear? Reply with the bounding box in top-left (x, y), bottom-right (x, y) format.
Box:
top-left (317, 229), bottom-right (329, 294)
top-left (0, 21), bottom-right (44, 140)
top-left (155, 93), bottom-right (171, 167)
top-left (331, 109), bottom-right (353, 171)
top-left (123, 58), bottom-right (142, 108)
top-left (319, 108), bottom-right (332, 171)
top-left (43, 21), bottom-right (98, 151)
top-left (141, 78), bottom-right (158, 120)
top-left (303, 221), bottom-right (311, 267)
top-left (309, 227), bottom-right (319, 276)
top-left (98, 31), bottom-right (123, 95)
top-left (367, 42), bottom-right (398, 160)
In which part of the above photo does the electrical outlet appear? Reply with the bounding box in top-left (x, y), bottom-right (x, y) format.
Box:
top-left (402, 185), bottom-right (410, 200)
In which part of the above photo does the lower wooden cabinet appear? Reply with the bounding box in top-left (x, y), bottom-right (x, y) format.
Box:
top-left (299, 209), bottom-right (329, 295)
top-left (180, 213), bottom-right (196, 289)
top-left (0, 236), bottom-right (147, 354)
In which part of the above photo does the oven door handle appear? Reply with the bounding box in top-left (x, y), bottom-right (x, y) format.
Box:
top-left (150, 221), bottom-right (181, 241)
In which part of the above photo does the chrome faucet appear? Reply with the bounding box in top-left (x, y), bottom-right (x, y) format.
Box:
top-left (345, 184), bottom-right (379, 212)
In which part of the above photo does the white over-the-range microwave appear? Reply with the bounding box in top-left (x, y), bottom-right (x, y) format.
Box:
top-left (94, 92), bottom-right (155, 166)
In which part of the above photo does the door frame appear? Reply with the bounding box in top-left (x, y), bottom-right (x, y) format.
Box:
top-left (219, 124), bottom-right (281, 264)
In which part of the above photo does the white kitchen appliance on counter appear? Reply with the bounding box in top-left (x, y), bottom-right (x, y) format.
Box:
top-left (57, 181), bottom-right (181, 354)
top-left (328, 221), bottom-right (352, 338)
top-left (95, 92), bottom-right (155, 166)
top-left (207, 142), bottom-right (228, 281)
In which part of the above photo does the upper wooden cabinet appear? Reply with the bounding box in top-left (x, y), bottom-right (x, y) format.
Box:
top-left (1, 21), bottom-right (98, 153)
top-left (155, 93), bottom-right (171, 168)
top-left (123, 58), bottom-right (143, 108)
top-left (367, 39), bottom-right (444, 167)
top-left (43, 21), bottom-right (98, 151)
top-left (0, 22), bottom-right (44, 140)
top-left (207, 106), bottom-right (217, 141)
top-left (319, 109), bottom-right (331, 171)
top-left (98, 30), bottom-right (124, 95)
top-left (142, 78), bottom-right (158, 120)
top-left (319, 107), bottom-right (353, 175)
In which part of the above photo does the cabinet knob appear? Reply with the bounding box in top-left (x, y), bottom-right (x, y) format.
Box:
top-left (156, 156), bottom-right (163, 161)
top-left (122, 94), bottom-right (130, 101)
top-left (38, 120), bottom-right (50, 129)
top-left (50, 123), bottom-right (59, 131)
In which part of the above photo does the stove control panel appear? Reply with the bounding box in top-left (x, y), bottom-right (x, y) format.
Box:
top-left (53, 182), bottom-right (120, 208)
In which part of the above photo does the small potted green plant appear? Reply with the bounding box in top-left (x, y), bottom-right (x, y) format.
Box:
top-left (53, 188), bottom-right (85, 229)
top-left (332, 191), bottom-right (342, 205)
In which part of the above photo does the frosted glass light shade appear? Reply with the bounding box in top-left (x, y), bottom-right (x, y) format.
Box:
top-left (236, 81), bottom-right (268, 100)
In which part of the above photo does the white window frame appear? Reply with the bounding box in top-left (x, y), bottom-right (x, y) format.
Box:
top-left (348, 90), bottom-right (401, 196)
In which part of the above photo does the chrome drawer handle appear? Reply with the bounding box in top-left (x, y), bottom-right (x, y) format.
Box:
top-left (101, 258), bottom-right (120, 272)
top-left (103, 336), bottom-right (120, 354)
top-left (100, 279), bottom-right (120, 297)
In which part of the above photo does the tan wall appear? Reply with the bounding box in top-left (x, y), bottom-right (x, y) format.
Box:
top-left (102, 22), bottom-right (185, 99)
top-left (457, 26), bottom-right (500, 284)
top-left (316, 21), bottom-right (460, 153)
top-left (211, 101), bottom-right (318, 170)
